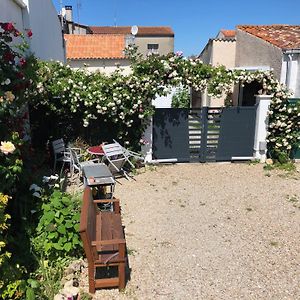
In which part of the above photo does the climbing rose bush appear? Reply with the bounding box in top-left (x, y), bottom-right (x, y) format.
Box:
top-left (0, 23), bottom-right (38, 298)
top-left (29, 45), bottom-right (299, 159)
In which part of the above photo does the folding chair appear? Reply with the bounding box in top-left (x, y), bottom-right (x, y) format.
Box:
top-left (113, 139), bottom-right (145, 163)
top-left (69, 148), bottom-right (99, 180)
top-left (102, 142), bottom-right (134, 180)
top-left (52, 138), bottom-right (71, 173)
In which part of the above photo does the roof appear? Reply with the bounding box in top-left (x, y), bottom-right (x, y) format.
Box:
top-left (220, 29), bottom-right (236, 38)
top-left (237, 25), bottom-right (300, 49)
top-left (64, 34), bottom-right (126, 60)
top-left (89, 26), bottom-right (174, 37)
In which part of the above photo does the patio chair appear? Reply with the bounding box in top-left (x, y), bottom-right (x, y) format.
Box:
top-left (113, 139), bottom-right (145, 164)
top-left (69, 147), bottom-right (100, 180)
top-left (52, 138), bottom-right (71, 172)
top-left (102, 142), bottom-right (135, 180)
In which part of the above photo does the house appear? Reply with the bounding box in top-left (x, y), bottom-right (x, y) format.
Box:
top-left (61, 5), bottom-right (174, 73)
top-left (196, 25), bottom-right (300, 107)
top-left (89, 26), bottom-right (174, 57)
top-left (0, 0), bottom-right (65, 62)
top-left (235, 25), bottom-right (300, 104)
top-left (195, 29), bottom-right (236, 107)
top-left (64, 34), bottom-right (131, 74)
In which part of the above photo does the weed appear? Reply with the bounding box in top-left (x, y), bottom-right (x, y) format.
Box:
top-left (127, 248), bottom-right (137, 256)
top-left (287, 194), bottom-right (298, 203)
top-left (270, 241), bottom-right (279, 247)
top-left (249, 159), bottom-right (260, 165)
top-left (80, 290), bottom-right (93, 300)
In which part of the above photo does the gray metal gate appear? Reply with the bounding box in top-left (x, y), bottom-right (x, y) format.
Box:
top-left (152, 106), bottom-right (257, 162)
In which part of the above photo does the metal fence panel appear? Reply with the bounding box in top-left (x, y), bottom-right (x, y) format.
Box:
top-left (152, 108), bottom-right (190, 162)
top-left (216, 106), bottom-right (257, 161)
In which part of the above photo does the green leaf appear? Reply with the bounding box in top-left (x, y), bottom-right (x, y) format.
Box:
top-left (27, 279), bottom-right (39, 289)
top-left (72, 235), bottom-right (80, 245)
top-left (48, 232), bottom-right (58, 239)
top-left (64, 242), bottom-right (72, 252)
top-left (61, 196), bottom-right (71, 206)
top-left (65, 220), bottom-right (73, 228)
top-left (52, 197), bottom-right (61, 208)
top-left (53, 243), bottom-right (62, 250)
top-left (57, 225), bottom-right (66, 234)
top-left (45, 243), bottom-right (52, 252)
top-left (61, 208), bottom-right (69, 216)
top-left (74, 223), bottom-right (80, 231)
top-left (44, 211), bottom-right (55, 222)
top-left (26, 287), bottom-right (35, 300)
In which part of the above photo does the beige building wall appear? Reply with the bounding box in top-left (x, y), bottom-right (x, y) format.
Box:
top-left (135, 36), bottom-right (174, 56)
top-left (210, 40), bottom-right (236, 107)
top-left (68, 59), bottom-right (131, 75)
top-left (212, 40), bottom-right (236, 68)
top-left (235, 29), bottom-right (282, 79)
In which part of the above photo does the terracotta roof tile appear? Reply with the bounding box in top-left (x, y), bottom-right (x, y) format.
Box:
top-left (220, 29), bottom-right (236, 38)
top-left (64, 34), bottom-right (126, 59)
top-left (237, 25), bottom-right (300, 49)
top-left (89, 26), bottom-right (174, 37)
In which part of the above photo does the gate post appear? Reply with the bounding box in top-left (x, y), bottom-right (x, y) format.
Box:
top-left (253, 95), bottom-right (272, 162)
top-left (141, 117), bottom-right (153, 163)
top-left (200, 107), bottom-right (208, 162)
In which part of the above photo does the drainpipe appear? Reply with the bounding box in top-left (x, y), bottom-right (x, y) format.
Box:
top-left (285, 54), bottom-right (293, 88)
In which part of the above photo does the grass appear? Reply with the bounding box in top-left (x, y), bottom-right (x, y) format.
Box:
top-left (263, 162), bottom-right (298, 180)
top-left (263, 162), bottom-right (296, 172)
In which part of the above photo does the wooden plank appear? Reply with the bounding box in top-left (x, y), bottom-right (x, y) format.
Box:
top-left (95, 277), bottom-right (119, 288)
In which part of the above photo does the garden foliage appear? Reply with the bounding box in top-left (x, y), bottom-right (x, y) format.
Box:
top-left (29, 46), bottom-right (299, 159)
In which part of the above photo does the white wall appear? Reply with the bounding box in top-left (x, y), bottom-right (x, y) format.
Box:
top-left (67, 59), bottom-right (131, 75)
top-left (0, 0), bottom-right (25, 32)
top-left (24, 0), bottom-right (65, 62)
top-left (1, 0), bottom-right (65, 62)
top-left (152, 88), bottom-right (177, 108)
top-left (281, 53), bottom-right (300, 98)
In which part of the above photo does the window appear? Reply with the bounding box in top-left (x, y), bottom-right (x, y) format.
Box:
top-left (147, 44), bottom-right (159, 54)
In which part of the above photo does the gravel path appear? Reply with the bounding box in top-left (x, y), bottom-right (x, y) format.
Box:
top-left (80, 163), bottom-right (300, 300)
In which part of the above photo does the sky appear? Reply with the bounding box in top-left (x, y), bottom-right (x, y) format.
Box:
top-left (53, 0), bottom-right (300, 56)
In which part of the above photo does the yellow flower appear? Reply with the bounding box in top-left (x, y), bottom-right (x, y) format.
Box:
top-left (4, 91), bottom-right (15, 102)
top-left (0, 141), bottom-right (16, 155)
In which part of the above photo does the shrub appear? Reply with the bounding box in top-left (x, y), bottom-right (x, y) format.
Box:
top-left (32, 190), bottom-right (82, 260)
top-left (171, 87), bottom-right (190, 108)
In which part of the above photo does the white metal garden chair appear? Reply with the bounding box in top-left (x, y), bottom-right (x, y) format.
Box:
top-left (113, 139), bottom-right (145, 164)
top-left (102, 142), bottom-right (135, 180)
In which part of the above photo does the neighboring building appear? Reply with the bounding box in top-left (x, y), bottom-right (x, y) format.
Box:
top-left (89, 26), bottom-right (174, 57)
top-left (0, 0), bottom-right (65, 62)
top-left (236, 25), bottom-right (300, 102)
top-left (194, 29), bottom-right (236, 107)
top-left (64, 34), bottom-right (131, 74)
top-left (196, 25), bottom-right (300, 107)
top-left (61, 5), bottom-right (174, 73)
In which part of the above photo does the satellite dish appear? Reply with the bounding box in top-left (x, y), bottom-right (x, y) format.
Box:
top-left (131, 25), bottom-right (138, 36)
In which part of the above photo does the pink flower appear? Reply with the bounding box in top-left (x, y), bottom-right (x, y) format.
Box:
top-left (1, 22), bottom-right (15, 32)
top-left (19, 58), bottom-right (26, 67)
top-left (27, 29), bottom-right (33, 38)
top-left (175, 51), bottom-right (183, 57)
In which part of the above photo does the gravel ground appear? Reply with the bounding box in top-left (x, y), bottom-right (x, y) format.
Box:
top-left (79, 163), bottom-right (300, 300)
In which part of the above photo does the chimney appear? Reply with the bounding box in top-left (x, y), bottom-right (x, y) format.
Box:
top-left (65, 5), bottom-right (73, 22)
